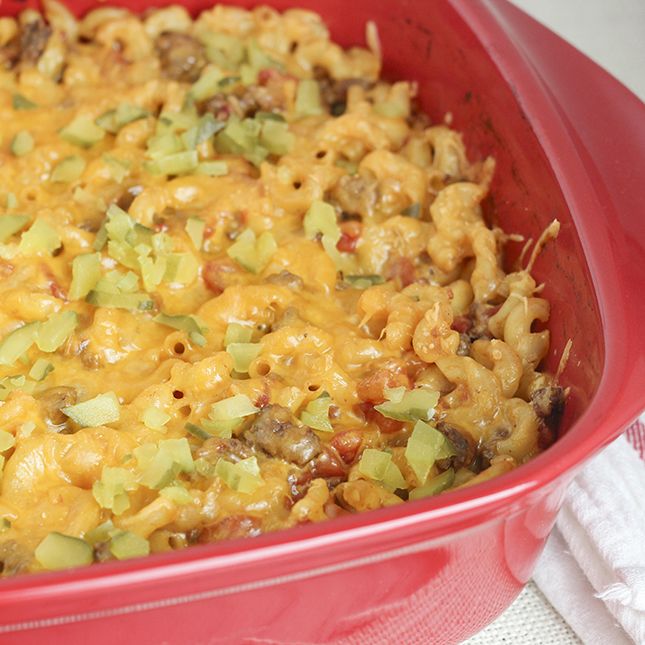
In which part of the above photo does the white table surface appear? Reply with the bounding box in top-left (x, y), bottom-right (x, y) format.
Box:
top-left (464, 1), bottom-right (645, 643)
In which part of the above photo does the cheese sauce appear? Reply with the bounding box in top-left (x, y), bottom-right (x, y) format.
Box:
top-left (0, 2), bottom-right (563, 574)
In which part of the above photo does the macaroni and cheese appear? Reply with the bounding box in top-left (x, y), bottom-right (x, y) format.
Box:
top-left (0, 1), bottom-right (564, 574)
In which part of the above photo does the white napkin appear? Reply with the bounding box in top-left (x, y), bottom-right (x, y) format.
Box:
top-left (534, 417), bottom-right (645, 644)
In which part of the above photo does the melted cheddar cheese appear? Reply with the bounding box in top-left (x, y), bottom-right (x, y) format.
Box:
top-left (0, 2), bottom-right (563, 574)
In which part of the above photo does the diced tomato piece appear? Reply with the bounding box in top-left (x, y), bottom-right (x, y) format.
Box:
top-left (356, 364), bottom-right (409, 403)
top-left (254, 392), bottom-right (270, 409)
top-left (337, 221), bottom-right (361, 253)
top-left (311, 449), bottom-right (346, 478)
top-left (384, 256), bottom-right (416, 287)
top-left (337, 232), bottom-right (359, 253)
top-left (49, 281), bottom-right (67, 300)
top-left (330, 430), bottom-right (362, 465)
top-left (0, 261), bottom-right (13, 278)
top-left (41, 263), bottom-right (67, 300)
top-left (258, 68), bottom-right (296, 86)
top-left (451, 316), bottom-right (473, 334)
top-left (258, 68), bottom-right (279, 85)
top-left (202, 260), bottom-right (240, 295)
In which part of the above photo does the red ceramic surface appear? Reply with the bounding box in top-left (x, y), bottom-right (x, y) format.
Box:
top-left (1, 1), bottom-right (645, 643)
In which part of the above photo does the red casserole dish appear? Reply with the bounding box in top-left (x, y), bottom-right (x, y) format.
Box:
top-left (1, 1), bottom-right (645, 642)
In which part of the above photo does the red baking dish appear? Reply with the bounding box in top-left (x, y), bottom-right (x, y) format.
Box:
top-left (1, 0), bottom-right (645, 643)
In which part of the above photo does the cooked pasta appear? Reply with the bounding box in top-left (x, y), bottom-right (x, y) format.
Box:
top-left (0, 2), bottom-right (565, 574)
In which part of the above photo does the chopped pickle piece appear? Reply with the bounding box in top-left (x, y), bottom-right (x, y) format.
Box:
top-left (160, 485), bottom-right (192, 505)
top-left (29, 358), bottom-right (54, 381)
top-left (182, 114), bottom-right (225, 149)
top-left (51, 155), bottom-right (86, 183)
top-left (189, 67), bottom-right (223, 102)
top-left (145, 151), bottom-right (199, 176)
top-left (0, 430), bottom-right (15, 452)
top-left (409, 468), bottom-right (456, 500)
top-left (146, 132), bottom-right (183, 159)
top-left (246, 40), bottom-right (280, 73)
top-left (226, 342), bottom-right (261, 373)
top-left (358, 448), bottom-right (391, 481)
top-left (204, 393), bottom-right (259, 437)
top-left (69, 253), bottom-right (102, 300)
top-left (215, 117), bottom-right (269, 166)
top-left (185, 422), bottom-right (212, 441)
top-left (139, 255), bottom-right (167, 292)
top-left (93, 223), bottom-right (108, 251)
top-left (224, 323), bottom-right (253, 345)
top-left (255, 111), bottom-right (286, 122)
top-left (19, 218), bottom-right (61, 255)
top-left (73, 187), bottom-right (106, 212)
top-left (143, 406), bottom-right (171, 431)
top-left (104, 203), bottom-right (134, 242)
top-left (194, 457), bottom-right (216, 477)
top-left (185, 217), bottom-right (205, 250)
top-left (156, 108), bottom-right (198, 135)
top-left (201, 418), bottom-right (239, 439)
top-left (215, 456), bottom-right (263, 494)
top-left (196, 160), bottom-right (229, 176)
top-left (0, 214), bottom-right (29, 243)
top-left (103, 155), bottom-right (130, 183)
top-left (84, 520), bottom-right (116, 546)
top-left (300, 393), bottom-right (333, 432)
top-left (11, 130), bottom-right (34, 156)
top-left (401, 202), bottom-right (421, 218)
top-left (95, 103), bottom-right (149, 134)
top-left (164, 253), bottom-right (199, 284)
top-left (374, 387), bottom-right (440, 422)
top-left (35, 532), bottom-right (93, 570)
top-left (344, 274), bottom-right (384, 289)
top-left (36, 311), bottom-right (78, 353)
top-left (137, 438), bottom-right (194, 490)
top-left (404, 420), bottom-right (451, 484)
top-left (86, 290), bottom-right (154, 311)
top-left (295, 79), bottom-right (323, 116)
top-left (358, 449), bottom-right (407, 491)
top-left (259, 119), bottom-right (294, 156)
top-left (209, 394), bottom-right (258, 423)
top-left (0, 375), bottom-right (34, 402)
top-left (62, 392), bottom-right (121, 427)
top-left (12, 94), bottom-right (37, 110)
top-left (153, 313), bottom-right (207, 342)
top-left (304, 200), bottom-right (340, 242)
top-left (200, 32), bottom-right (245, 68)
top-left (0, 322), bottom-right (40, 366)
top-left (109, 531), bottom-right (150, 560)
top-left (59, 115), bottom-right (105, 148)
top-left (226, 229), bottom-right (277, 273)
top-left (107, 239), bottom-right (139, 270)
top-left (92, 466), bottom-right (138, 515)
top-left (303, 200), bottom-right (342, 265)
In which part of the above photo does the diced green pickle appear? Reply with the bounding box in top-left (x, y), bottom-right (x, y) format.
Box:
top-left (35, 532), bottom-right (93, 570)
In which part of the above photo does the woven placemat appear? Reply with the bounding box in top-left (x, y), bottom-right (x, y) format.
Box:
top-left (464, 582), bottom-right (580, 644)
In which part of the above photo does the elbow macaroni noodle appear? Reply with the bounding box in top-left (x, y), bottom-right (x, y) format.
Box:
top-left (0, 2), bottom-right (564, 574)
